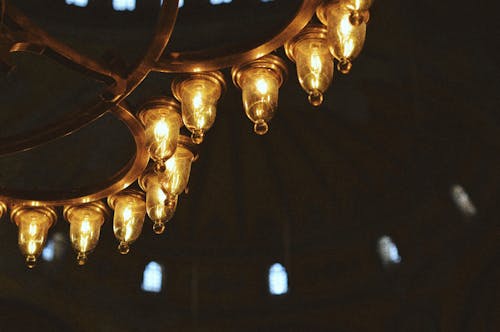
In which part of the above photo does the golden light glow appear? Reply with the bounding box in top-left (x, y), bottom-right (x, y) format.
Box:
top-left (172, 72), bottom-right (224, 144)
top-left (161, 145), bottom-right (194, 196)
top-left (65, 202), bottom-right (106, 265)
top-left (287, 26), bottom-right (334, 106)
top-left (109, 191), bottom-right (146, 255)
top-left (241, 68), bottom-right (279, 135)
top-left (145, 176), bottom-right (178, 234)
top-left (318, 1), bottom-right (367, 74)
top-left (13, 207), bottom-right (56, 268)
top-left (140, 99), bottom-right (182, 163)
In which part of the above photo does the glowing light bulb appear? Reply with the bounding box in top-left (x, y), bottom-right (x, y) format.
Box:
top-left (138, 97), bottom-right (182, 163)
top-left (285, 24), bottom-right (334, 106)
top-left (160, 142), bottom-right (194, 196)
top-left (11, 206), bottom-right (57, 268)
top-left (64, 202), bottom-right (107, 265)
top-left (139, 169), bottom-right (179, 234)
top-left (232, 55), bottom-right (287, 135)
top-left (317, 1), bottom-right (367, 74)
top-left (172, 71), bottom-right (225, 144)
top-left (107, 189), bottom-right (146, 254)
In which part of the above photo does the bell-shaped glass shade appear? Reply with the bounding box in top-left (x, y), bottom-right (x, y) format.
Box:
top-left (342, 0), bottom-right (373, 11)
top-left (65, 203), bottom-right (105, 265)
top-left (326, 3), bottom-right (366, 67)
top-left (161, 145), bottom-right (194, 196)
top-left (294, 38), bottom-right (333, 106)
top-left (15, 207), bottom-right (55, 268)
top-left (178, 77), bottom-right (221, 144)
top-left (111, 193), bottom-right (146, 254)
top-left (142, 108), bottom-right (182, 163)
top-left (241, 67), bottom-right (280, 135)
top-left (144, 173), bottom-right (178, 234)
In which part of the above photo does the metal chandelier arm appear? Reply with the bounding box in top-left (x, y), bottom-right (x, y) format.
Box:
top-left (0, 103), bottom-right (149, 206)
top-left (153, 0), bottom-right (322, 73)
top-left (5, 3), bottom-right (124, 88)
top-left (0, 0), bottom-right (180, 156)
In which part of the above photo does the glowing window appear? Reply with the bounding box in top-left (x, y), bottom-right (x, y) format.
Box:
top-left (210, 0), bottom-right (232, 4)
top-left (268, 263), bottom-right (288, 295)
top-left (141, 261), bottom-right (164, 293)
top-left (161, 0), bottom-right (184, 7)
top-left (378, 236), bottom-right (401, 266)
top-left (42, 233), bottom-right (66, 262)
top-left (450, 184), bottom-right (476, 217)
top-left (113, 0), bottom-right (136, 11)
top-left (65, 0), bottom-right (88, 7)
top-left (42, 240), bottom-right (55, 261)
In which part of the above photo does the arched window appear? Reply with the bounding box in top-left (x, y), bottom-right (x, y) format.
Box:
top-left (268, 263), bottom-right (288, 295)
top-left (450, 184), bottom-right (476, 217)
top-left (113, 0), bottom-right (136, 11)
top-left (209, 0), bottom-right (232, 5)
top-left (141, 261), bottom-right (164, 293)
top-left (42, 233), bottom-right (66, 262)
top-left (377, 236), bottom-right (401, 266)
top-left (65, 0), bottom-right (88, 7)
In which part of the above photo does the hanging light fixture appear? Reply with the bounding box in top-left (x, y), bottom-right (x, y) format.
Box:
top-left (316, 0), bottom-right (373, 73)
top-left (232, 55), bottom-right (288, 135)
top-left (63, 202), bottom-right (108, 265)
top-left (171, 71), bottom-right (226, 144)
top-left (107, 189), bottom-right (146, 255)
top-left (0, 0), bottom-right (375, 267)
top-left (137, 97), bottom-right (183, 172)
top-left (139, 168), bottom-right (178, 235)
top-left (285, 24), bottom-right (333, 106)
top-left (10, 205), bottom-right (57, 268)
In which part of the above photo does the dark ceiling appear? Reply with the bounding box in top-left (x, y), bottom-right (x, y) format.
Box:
top-left (0, 0), bottom-right (498, 331)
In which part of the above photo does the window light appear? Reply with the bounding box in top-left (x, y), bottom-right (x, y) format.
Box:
top-left (450, 184), bottom-right (477, 217)
top-left (113, 0), bottom-right (136, 11)
top-left (65, 0), bottom-right (88, 7)
top-left (268, 263), bottom-right (288, 295)
top-left (141, 261), bottom-right (164, 293)
top-left (377, 236), bottom-right (401, 266)
top-left (210, 0), bottom-right (232, 5)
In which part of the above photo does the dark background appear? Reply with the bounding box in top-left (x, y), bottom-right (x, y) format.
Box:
top-left (0, 0), bottom-right (498, 331)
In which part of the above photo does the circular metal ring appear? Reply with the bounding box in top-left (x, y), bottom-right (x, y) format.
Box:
top-left (0, 104), bottom-right (149, 206)
top-left (153, 0), bottom-right (322, 73)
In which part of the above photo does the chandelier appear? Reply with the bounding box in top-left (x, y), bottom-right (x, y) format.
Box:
top-left (0, 0), bottom-right (374, 267)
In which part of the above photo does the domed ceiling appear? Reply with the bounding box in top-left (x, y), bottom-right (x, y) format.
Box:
top-left (0, 0), bottom-right (498, 331)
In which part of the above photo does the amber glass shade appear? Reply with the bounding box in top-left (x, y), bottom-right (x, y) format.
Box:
top-left (232, 55), bottom-right (287, 135)
top-left (64, 202), bottom-right (107, 265)
top-left (11, 206), bottom-right (56, 268)
top-left (286, 25), bottom-right (333, 106)
top-left (108, 190), bottom-right (146, 254)
top-left (172, 72), bottom-right (225, 144)
top-left (161, 145), bottom-right (194, 196)
top-left (318, 2), bottom-right (366, 73)
top-left (138, 98), bottom-right (182, 163)
top-left (342, 0), bottom-right (373, 11)
top-left (139, 170), bottom-right (178, 234)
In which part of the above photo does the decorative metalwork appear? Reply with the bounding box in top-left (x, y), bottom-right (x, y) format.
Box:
top-left (0, 0), bottom-right (374, 266)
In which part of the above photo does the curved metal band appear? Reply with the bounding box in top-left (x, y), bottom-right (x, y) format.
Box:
top-left (5, 4), bottom-right (123, 87)
top-left (0, 0), bottom-right (179, 156)
top-left (0, 104), bottom-right (149, 206)
top-left (153, 0), bottom-right (321, 73)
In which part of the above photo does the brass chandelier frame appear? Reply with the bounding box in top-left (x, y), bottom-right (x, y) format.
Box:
top-left (0, 0), bottom-right (322, 206)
